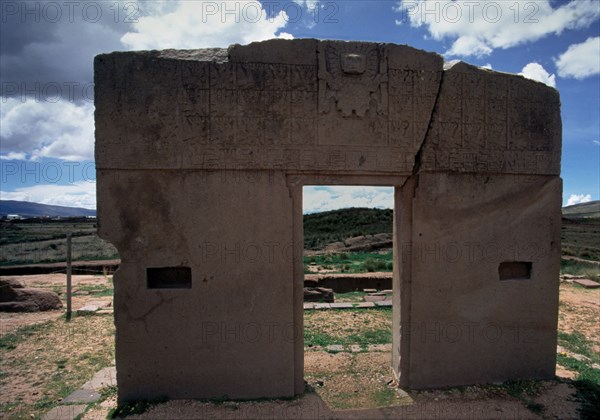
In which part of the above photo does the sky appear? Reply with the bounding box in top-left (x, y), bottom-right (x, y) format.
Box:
top-left (0, 0), bottom-right (598, 213)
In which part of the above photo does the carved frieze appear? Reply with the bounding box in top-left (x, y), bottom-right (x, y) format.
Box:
top-left (318, 42), bottom-right (388, 117)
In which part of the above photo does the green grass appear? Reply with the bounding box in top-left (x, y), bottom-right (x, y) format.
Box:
top-left (108, 397), bottom-right (169, 418)
top-left (0, 219), bottom-right (119, 266)
top-left (557, 331), bottom-right (600, 419)
top-left (304, 251), bottom-right (393, 274)
top-left (345, 329), bottom-right (392, 348)
top-left (304, 307), bottom-right (392, 349)
top-left (561, 217), bottom-right (600, 262)
top-left (0, 314), bottom-right (115, 418)
top-left (560, 258), bottom-right (599, 279)
top-left (0, 321), bottom-right (51, 350)
top-left (75, 283), bottom-right (114, 297)
top-left (304, 208), bottom-right (392, 250)
top-left (335, 291), bottom-right (367, 303)
top-left (503, 380), bottom-right (546, 414)
top-left (373, 387), bottom-right (400, 407)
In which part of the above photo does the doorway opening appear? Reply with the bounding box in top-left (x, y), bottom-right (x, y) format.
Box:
top-left (301, 185), bottom-right (407, 409)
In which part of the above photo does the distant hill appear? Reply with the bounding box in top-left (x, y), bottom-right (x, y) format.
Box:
top-left (304, 202), bottom-right (600, 251)
top-left (0, 200), bottom-right (96, 218)
top-left (562, 200), bottom-right (600, 219)
top-left (304, 207), bottom-right (392, 250)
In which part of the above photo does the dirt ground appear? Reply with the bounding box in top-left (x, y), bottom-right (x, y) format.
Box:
top-left (557, 281), bottom-right (600, 353)
top-left (1, 275), bottom-right (598, 419)
top-left (0, 274), bottom-right (112, 336)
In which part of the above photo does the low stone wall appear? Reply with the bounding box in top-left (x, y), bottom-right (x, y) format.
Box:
top-left (305, 273), bottom-right (392, 293)
top-left (0, 260), bottom-right (120, 276)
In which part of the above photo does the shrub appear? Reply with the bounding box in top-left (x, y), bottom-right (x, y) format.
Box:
top-left (363, 258), bottom-right (387, 272)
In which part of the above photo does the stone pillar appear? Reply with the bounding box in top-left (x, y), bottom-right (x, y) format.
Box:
top-left (97, 170), bottom-right (297, 401)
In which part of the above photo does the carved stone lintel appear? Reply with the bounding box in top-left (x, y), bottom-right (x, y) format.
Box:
top-left (318, 42), bottom-right (388, 117)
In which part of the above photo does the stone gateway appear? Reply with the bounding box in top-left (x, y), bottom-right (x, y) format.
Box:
top-left (94, 39), bottom-right (562, 403)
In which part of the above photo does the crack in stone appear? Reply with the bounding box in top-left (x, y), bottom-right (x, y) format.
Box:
top-left (399, 66), bottom-right (446, 190)
top-left (124, 292), bottom-right (178, 333)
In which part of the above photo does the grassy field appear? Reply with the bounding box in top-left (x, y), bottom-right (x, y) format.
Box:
top-left (305, 252), bottom-right (393, 273)
top-left (0, 314), bottom-right (115, 419)
top-left (0, 219), bottom-right (97, 245)
top-left (0, 219), bottom-right (118, 266)
top-left (561, 217), bottom-right (600, 261)
top-left (304, 307), bottom-right (392, 349)
top-left (2, 208), bottom-right (598, 268)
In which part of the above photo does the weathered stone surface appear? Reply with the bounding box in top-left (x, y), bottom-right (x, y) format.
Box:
top-left (41, 404), bottom-right (87, 420)
top-left (355, 302), bottom-right (376, 308)
top-left (329, 302), bottom-right (353, 309)
top-left (81, 366), bottom-right (117, 391)
top-left (61, 389), bottom-right (100, 403)
top-left (0, 278), bottom-right (62, 312)
top-left (99, 171), bottom-right (298, 401)
top-left (95, 39), bottom-right (443, 175)
top-left (95, 39), bottom-right (562, 402)
top-left (364, 295), bottom-right (387, 302)
top-left (420, 62), bottom-right (561, 175)
top-left (573, 279), bottom-right (600, 289)
top-left (395, 173), bottom-right (561, 388)
top-left (304, 287), bottom-right (334, 302)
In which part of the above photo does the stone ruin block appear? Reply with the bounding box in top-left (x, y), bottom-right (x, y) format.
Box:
top-left (95, 39), bottom-right (562, 402)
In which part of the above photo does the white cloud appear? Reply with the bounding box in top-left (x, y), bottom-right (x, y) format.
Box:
top-left (555, 36), bottom-right (600, 80)
top-left (0, 152), bottom-right (27, 161)
top-left (121, 0), bottom-right (292, 50)
top-left (519, 62), bottom-right (556, 87)
top-left (303, 186), bottom-right (393, 213)
top-left (0, 98), bottom-right (94, 161)
top-left (1, 180), bottom-right (96, 209)
top-left (446, 35), bottom-right (492, 58)
top-left (481, 63), bottom-right (493, 70)
top-left (566, 193), bottom-right (592, 206)
top-left (396, 0), bottom-right (600, 57)
top-left (294, 0), bottom-right (319, 12)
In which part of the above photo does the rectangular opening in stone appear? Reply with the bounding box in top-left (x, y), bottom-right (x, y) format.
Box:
top-left (498, 261), bottom-right (532, 281)
top-left (302, 185), bottom-right (398, 404)
top-left (147, 267), bottom-right (192, 289)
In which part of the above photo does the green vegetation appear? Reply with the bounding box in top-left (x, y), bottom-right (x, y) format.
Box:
top-left (557, 331), bottom-right (600, 419)
top-left (0, 314), bottom-right (115, 419)
top-left (75, 281), bottom-right (114, 297)
top-left (0, 219), bottom-right (118, 266)
top-left (304, 207), bottom-right (392, 250)
top-left (304, 307), bottom-right (392, 349)
top-left (304, 251), bottom-right (393, 273)
top-left (502, 380), bottom-right (546, 414)
top-left (334, 291), bottom-right (368, 303)
top-left (0, 322), bottom-right (50, 351)
top-left (562, 201), bottom-right (600, 219)
top-left (560, 258), bottom-right (599, 279)
top-left (0, 219), bottom-right (96, 245)
top-left (561, 217), bottom-right (600, 261)
top-left (109, 396), bottom-right (168, 418)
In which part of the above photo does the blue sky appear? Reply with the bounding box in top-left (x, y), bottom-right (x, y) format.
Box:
top-left (1, 0), bottom-right (598, 212)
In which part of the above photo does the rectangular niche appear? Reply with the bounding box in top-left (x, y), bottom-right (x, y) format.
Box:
top-left (147, 267), bottom-right (192, 289)
top-left (498, 261), bottom-right (532, 281)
